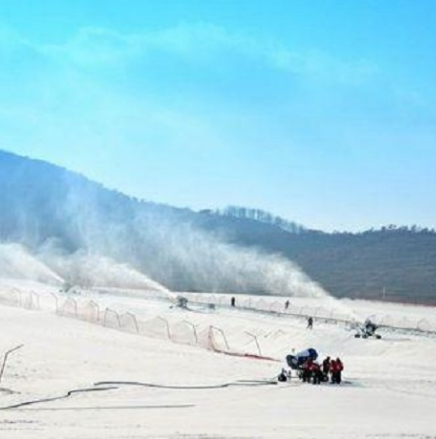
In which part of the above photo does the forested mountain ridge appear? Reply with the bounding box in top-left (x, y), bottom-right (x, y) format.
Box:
top-left (196, 208), bottom-right (436, 302)
top-left (1, 149), bottom-right (435, 303)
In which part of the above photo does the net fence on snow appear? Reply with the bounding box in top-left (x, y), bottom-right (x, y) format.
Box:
top-left (0, 287), bottom-right (435, 362)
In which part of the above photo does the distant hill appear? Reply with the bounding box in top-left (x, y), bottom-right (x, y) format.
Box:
top-left (1, 149), bottom-right (435, 303)
top-left (198, 210), bottom-right (436, 304)
top-left (0, 149), bottom-right (327, 297)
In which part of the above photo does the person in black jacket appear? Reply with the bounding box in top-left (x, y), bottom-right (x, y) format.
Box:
top-left (322, 356), bottom-right (331, 381)
top-left (335, 357), bottom-right (344, 384)
top-left (307, 316), bottom-right (313, 329)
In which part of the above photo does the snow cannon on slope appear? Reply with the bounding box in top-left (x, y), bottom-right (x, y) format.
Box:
top-left (174, 295), bottom-right (189, 309)
top-left (286, 348), bottom-right (318, 370)
top-left (354, 319), bottom-right (382, 339)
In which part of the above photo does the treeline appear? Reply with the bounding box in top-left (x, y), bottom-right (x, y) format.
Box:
top-left (203, 205), bottom-right (306, 234)
top-left (208, 206), bottom-right (436, 237)
top-left (334, 225), bottom-right (436, 235)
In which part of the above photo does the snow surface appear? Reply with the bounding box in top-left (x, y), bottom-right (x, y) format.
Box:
top-left (0, 281), bottom-right (435, 439)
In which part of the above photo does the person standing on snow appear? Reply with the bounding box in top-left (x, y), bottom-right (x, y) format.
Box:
top-left (330, 359), bottom-right (338, 383)
top-left (322, 356), bottom-right (331, 381)
top-left (335, 357), bottom-right (344, 384)
top-left (330, 358), bottom-right (344, 384)
top-left (311, 361), bottom-right (323, 385)
top-left (302, 359), bottom-right (313, 383)
top-left (285, 300), bottom-right (290, 310)
top-left (307, 316), bottom-right (313, 329)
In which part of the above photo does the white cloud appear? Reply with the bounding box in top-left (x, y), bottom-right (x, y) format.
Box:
top-left (24, 22), bottom-right (379, 87)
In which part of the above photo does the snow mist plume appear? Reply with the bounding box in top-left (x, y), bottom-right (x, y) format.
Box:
top-left (0, 243), bottom-right (64, 285)
top-left (136, 220), bottom-right (328, 298)
top-left (0, 155), bottom-right (331, 298)
top-left (61, 196), bottom-right (329, 297)
top-left (37, 242), bottom-right (168, 292)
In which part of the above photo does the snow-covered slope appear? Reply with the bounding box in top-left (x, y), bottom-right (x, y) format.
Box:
top-left (0, 283), bottom-right (435, 438)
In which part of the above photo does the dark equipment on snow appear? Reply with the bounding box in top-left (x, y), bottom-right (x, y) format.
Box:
top-left (285, 349), bottom-right (324, 384)
top-left (286, 348), bottom-right (318, 370)
top-left (277, 368), bottom-right (292, 383)
top-left (175, 296), bottom-right (189, 309)
top-left (277, 371), bottom-right (288, 382)
top-left (355, 319), bottom-right (382, 339)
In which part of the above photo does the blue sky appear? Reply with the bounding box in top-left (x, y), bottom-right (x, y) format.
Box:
top-left (0, 0), bottom-right (435, 231)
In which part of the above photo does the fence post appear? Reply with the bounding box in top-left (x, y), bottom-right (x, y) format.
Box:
top-left (245, 331), bottom-right (262, 356)
top-left (210, 326), bottom-right (229, 350)
top-left (0, 344), bottom-right (24, 383)
top-left (104, 308), bottom-right (121, 328)
top-left (183, 320), bottom-right (198, 344)
top-left (88, 300), bottom-right (100, 322)
top-left (125, 312), bottom-right (139, 333)
top-left (65, 298), bottom-right (78, 317)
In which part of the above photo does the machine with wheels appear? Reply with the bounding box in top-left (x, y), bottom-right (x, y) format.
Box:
top-left (355, 319), bottom-right (382, 339)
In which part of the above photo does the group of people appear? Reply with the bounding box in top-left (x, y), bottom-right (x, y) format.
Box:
top-left (301, 356), bottom-right (344, 384)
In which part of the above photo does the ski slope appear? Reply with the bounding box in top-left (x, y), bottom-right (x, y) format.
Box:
top-left (0, 282), bottom-right (435, 439)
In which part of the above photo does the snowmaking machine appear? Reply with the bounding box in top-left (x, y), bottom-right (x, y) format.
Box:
top-left (354, 319), bottom-right (382, 339)
top-left (285, 348), bottom-right (319, 379)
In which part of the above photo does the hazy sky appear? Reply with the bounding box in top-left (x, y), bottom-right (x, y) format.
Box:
top-left (0, 0), bottom-right (435, 232)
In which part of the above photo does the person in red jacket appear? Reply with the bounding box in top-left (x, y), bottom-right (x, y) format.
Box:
top-left (330, 358), bottom-right (344, 384)
top-left (310, 361), bottom-right (323, 385)
top-left (302, 359), bottom-right (313, 383)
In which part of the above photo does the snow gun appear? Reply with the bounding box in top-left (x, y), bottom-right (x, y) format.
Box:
top-left (286, 348), bottom-right (318, 370)
top-left (354, 319), bottom-right (382, 339)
